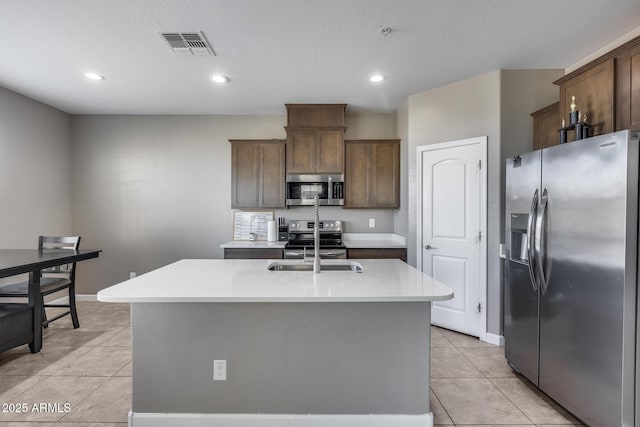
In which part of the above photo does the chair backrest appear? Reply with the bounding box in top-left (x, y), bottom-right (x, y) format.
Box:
top-left (39, 236), bottom-right (81, 275)
top-left (39, 236), bottom-right (81, 251)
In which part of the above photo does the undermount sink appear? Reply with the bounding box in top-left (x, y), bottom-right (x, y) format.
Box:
top-left (267, 261), bottom-right (364, 273)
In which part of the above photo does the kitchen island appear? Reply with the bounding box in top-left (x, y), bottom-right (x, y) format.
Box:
top-left (98, 259), bottom-right (452, 427)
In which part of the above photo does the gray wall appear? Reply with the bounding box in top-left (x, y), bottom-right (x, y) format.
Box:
top-left (0, 87), bottom-right (71, 284)
top-left (71, 113), bottom-right (397, 294)
top-left (394, 100), bottom-right (409, 238)
top-left (399, 70), bottom-right (561, 336)
top-left (0, 87), bottom-right (72, 248)
top-left (405, 71), bottom-right (501, 335)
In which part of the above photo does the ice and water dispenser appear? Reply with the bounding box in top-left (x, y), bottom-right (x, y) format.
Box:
top-left (510, 213), bottom-right (530, 263)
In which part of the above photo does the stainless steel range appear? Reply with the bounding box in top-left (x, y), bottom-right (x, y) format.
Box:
top-left (284, 220), bottom-right (346, 259)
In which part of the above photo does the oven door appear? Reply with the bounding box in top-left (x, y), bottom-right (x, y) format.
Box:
top-left (283, 248), bottom-right (347, 259)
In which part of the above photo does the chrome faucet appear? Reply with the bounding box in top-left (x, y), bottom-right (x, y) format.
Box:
top-left (313, 195), bottom-right (321, 273)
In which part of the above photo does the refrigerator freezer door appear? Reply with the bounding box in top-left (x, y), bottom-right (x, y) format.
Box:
top-left (504, 151), bottom-right (541, 385)
top-left (539, 130), bottom-right (636, 427)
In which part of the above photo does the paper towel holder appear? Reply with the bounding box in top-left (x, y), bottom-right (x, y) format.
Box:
top-left (267, 220), bottom-right (278, 242)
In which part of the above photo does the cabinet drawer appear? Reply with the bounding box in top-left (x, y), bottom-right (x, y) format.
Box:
top-left (223, 248), bottom-right (284, 259)
top-left (347, 248), bottom-right (407, 262)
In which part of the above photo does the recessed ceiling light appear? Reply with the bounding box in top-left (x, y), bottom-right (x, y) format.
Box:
top-left (211, 74), bottom-right (228, 83)
top-left (85, 72), bottom-right (105, 81)
top-left (370, 74), bottom-right (384, 83)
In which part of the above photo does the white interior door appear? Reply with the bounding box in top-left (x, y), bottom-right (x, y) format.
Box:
top-left (417, 137), bottom-right (486, 338)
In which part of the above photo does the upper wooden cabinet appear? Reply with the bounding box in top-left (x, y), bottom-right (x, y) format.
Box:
top-left (615, 38), bottom-right (640, 132)
top-left (344, 139), bottom-right (400, 208)
top-left (555, 58), bottom-right (614, 137)
top-left (552, 35), bottom-right (640, 135)
top-left (285, 104), bottom-right (346, 174)
top-left (286, 128), bottom-right (344, 174)
top-left (286, 104), bottom-right (346, 128)
top-left (230, 139), bottom-right (285, 209)
top-left (531, 102), bottom-right (560, 150)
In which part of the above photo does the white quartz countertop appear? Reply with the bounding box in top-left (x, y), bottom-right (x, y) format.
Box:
top-left (97, 259), bottom-right (452, 303)
top-left (343, 233), bottom-right (407, 249)
top-left (220, 241), bottom-right (286, 249)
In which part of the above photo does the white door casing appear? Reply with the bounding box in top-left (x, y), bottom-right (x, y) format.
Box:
top-left (417, 137), bottom-right (487, 339)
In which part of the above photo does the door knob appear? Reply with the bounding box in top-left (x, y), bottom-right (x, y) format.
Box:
top-left (425, 244), bottom-right (438, 250)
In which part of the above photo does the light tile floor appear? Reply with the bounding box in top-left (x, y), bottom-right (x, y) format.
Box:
top-left (0, 301), bottom-right (583, 426)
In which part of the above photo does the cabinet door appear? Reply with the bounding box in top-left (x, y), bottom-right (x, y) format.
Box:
top-left (344, 142), bottom-right (371, 208)
top-left (231, 140), bottom-right (285, 209)
top-left (532, 102), bottom-right (560, 150)
top-left (345, 140), bottom-right (400, 209)
top-left (224, 248), bottom-right (283, 259)
top-left (286, 130), bottom-right (315, 173)
top-left (260, 143), bottom-right (285, 208)
top-left (347, 248), bottom-right (407, 262)
top-left (316, 129), bottom-right (344, 174)
top-left (231, 142), bottom-right (259, 208)
top-left (633, 54), bottom-right (640, 131)
top-left (616, 42), bottom-right (640, 132)
top-left (371, 141), bottom-right (400, 208)
top-left (558, 58), bottom-right (614, 137)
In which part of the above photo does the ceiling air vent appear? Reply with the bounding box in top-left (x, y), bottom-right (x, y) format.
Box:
top-left (160, 31), bottom-right (215, 56)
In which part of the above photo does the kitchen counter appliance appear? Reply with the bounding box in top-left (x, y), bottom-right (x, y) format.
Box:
top-left (286, 174), bottom-right (344, 207)
top-left (277, 217), bottom-right (288, 241)
top-left (284, 220), bottom-right (346, 259)
top-left (505, 130), bottom-right (639, 427)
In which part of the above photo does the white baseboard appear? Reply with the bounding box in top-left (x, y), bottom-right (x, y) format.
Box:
top-left (47, 296), bottom-right (69, 304)
top-left (484, 332), bottom-right (505, 347)
top-left (128, 412), bottom-right (434, 427)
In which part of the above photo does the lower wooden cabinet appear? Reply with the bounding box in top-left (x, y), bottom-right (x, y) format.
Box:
top-left (223, 247), bottom-right (406, 262)
top-left (347, 248), bottom-right (407, 263)
top-left (344, 139), bottom-right (400, 208)
top-left (223, 248), bottom-right (283, 259)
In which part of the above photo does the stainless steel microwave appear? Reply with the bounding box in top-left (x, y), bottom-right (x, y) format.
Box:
top-left (286, 174), bottom-right (344, 206)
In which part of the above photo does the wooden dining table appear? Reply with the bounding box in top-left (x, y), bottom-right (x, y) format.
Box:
top-left (0, 249), bottom-right (101, 352)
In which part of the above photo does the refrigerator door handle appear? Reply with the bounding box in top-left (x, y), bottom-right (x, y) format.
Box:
top-left (526, 189), bottom-right (538, 291)
top-left (535, 188), bottom-right (549, 294)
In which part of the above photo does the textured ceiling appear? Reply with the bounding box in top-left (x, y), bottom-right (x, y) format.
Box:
top-left (1, 0), bottom-right (639, 114)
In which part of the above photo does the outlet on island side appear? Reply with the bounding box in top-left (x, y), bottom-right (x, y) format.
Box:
top-left (213, 359), bottom-right (227, 381)
top-left (369, 218), bottom-right (376, 228)
top-left (129, 272), bottom-right (136, 279)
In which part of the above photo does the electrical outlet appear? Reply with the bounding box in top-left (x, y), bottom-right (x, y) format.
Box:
top-left (129, 272), bottom-right (136, 279)
top-left (213, 360), bottom-right (227, 381)
top-left (369, 218), bottom-right (376, 228)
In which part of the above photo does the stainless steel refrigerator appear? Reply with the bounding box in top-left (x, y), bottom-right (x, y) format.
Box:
top-left (505, 130), bottom-right (639, 427)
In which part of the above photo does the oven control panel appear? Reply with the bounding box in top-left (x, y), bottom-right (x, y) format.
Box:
top-left (288, 220), bottom-right (342, 233)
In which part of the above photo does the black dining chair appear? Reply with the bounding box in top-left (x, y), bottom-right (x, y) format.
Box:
top-left (0, 236), bottom-right (82, 329)
top-left (0, 300), bottom-right (38, 353)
